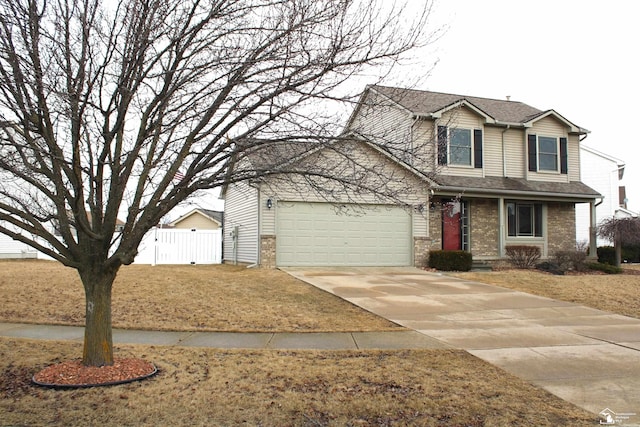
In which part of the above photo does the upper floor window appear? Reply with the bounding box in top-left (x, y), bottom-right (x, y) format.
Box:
top-left (537, 136), bottom-right (558, 171)
top-left (438, 125), bottom-right (483, 168)
top-left (528, 134), bottom-right (568, 174)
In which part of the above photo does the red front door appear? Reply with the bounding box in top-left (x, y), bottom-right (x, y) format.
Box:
top-left (443, 202), bottom-right (462, 250)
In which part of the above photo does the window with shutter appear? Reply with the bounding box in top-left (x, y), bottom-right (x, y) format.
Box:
top-left (473, 129), bottom-right (483, 169)
top-left (560, 137), bottom-right (568, 174)
top-left (528, 134), bottom-right (537, 172)
top-left (437, 125), bottom-right (447, 165)
top-left (450, 128), bottom-right (472, 165)
top-left (538, 136), bottom-right (558, 171)
top-left (528, 134), bottom-right (563, 173)
top-left (507, 202), bottom-right (544, 237)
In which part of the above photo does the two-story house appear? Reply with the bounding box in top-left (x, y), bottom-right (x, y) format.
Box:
top-left (221, 85), bottom-right (600, 268)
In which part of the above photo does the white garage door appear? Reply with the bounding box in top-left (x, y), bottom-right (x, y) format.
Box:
top-left (276, 202), bottom-right (412, 267)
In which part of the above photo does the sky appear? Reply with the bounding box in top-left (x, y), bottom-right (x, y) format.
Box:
top-left (174, 0), bottom-right (640, 217)
top-left (411, 0), bottom-right (640, 211)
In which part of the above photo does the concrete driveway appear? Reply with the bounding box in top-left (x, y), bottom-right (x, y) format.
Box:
top-left (284, 267), bottom-right (640, 421)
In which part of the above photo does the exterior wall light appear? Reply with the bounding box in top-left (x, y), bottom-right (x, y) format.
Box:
top-left (266, 198), bottom-right (273, 209)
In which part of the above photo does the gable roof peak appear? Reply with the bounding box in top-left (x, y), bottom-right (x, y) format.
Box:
top-left (367, 85), bottom-right (584, 133)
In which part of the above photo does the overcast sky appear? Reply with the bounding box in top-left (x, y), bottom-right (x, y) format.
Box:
top-left (417, 0), bottom-right (639, 211)
top-left (183, 0), bottom-right (640, 216)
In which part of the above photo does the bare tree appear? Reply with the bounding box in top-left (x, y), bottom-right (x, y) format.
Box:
top-left (597, 216), bottom-right (640, 267)
top-left (0, 0), bottom-right (437, 366)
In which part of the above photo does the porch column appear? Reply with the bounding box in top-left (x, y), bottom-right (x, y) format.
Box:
top-left (498, 197), bottom-right (505, 257)
top-left (589, 200), bottom-right (598, 258)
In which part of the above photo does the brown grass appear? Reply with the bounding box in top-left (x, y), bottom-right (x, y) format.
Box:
top-left (0, 260), bottom-right (610, 424)
top-left (0, 338), bottom-right (596, 426)
top-left (0, 260), bottom-right (399, 332)
top-left (451, 267), bottom-right (640, 319)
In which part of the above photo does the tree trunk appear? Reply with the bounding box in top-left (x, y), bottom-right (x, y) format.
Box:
top-left (80, 266), bottom-right (119, 367)
top-left (615, 238), bottom-right (622, 267)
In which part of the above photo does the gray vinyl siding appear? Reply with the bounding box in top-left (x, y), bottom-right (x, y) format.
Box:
top-left (260, 141), bottom-right (429, 206)
top-left (259, 191), bottom-right (276, 235)
top-left (411, 119), bottom-right (436, 172)
top-left (483, 126), bottom-right (503, 177)
top-left (348, 91), bottom-right (413, 162)
top-left (568, 134), bottom-right (580, 182)
top-left (504, 129), bottom-right (526, 178)
top-left (223, 181), bottom-right (259, 264)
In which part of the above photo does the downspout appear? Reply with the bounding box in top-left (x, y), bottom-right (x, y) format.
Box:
top-left (256, 189), bottom-right (262, 267)
top-left (589, 197), bottom-right (603, 259)
top-left (498, 197), bottom-right (505, 258)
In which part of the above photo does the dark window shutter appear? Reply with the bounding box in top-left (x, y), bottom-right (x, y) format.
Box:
top-left (534, 204), bottom-right (543, 237)
top-left (437, 125), bottom-right (448, 165)
top-left (560, 137), bottom-right (568, 174)
top-left (473, 129), bottom-right (483, 169)
top-left (528, 134), bottom-right (537, 172)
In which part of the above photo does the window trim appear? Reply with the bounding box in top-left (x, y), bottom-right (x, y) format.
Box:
top-left (437, 125), bottom-right (483, 169)
top-left (528, 134), bottom-right (568, 174)
top-left (537, 136), bottom-right (559, 172)
top-left (506, 201), bottom-right (543, 238)
top-left (449, 128), bottom-right (473, 166)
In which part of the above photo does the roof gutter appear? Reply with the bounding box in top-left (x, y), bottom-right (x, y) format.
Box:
top-left (434, 185), bottom-right (601, 202)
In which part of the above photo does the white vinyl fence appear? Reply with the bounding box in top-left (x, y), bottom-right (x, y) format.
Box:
top-left (135, 228), bottom-right (222, 265)
top-left (0, 232), bottom-right (38, 259)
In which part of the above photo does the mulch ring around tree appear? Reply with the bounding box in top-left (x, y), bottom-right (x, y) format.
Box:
top-left (32, 358), bottom-right (157, 389)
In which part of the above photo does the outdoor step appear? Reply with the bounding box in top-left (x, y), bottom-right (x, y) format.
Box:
top-left (471, 260), bottom-right (493, 271)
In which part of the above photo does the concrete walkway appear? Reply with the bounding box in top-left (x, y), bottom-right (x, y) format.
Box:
top-left (0, 322), bottom-right (446, 351)
top-left (284, 267), bottom-right (640, 422)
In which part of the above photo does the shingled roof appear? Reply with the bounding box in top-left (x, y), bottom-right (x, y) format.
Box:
top-left (433, 175), bottom-right (601, 200)
top-left (369, 85), bottom-right (586, 132)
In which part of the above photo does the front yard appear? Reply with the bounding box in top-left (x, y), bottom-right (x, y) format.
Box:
top-left (452, 265), bottom-right (640, 319)
top-left (0, 260), bottom-right (619, 426)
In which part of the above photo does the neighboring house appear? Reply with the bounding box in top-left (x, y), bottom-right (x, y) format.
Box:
top-left (1, 213), bottom-right (125, 260)
top-left (222, 85), bottom-right (601, 268)
top-left (576, 145), bottom-right (636, 246)
top-left (169, 208), bottom-right (223, 230)
top-left (0, 230), bottom-right (37, 259)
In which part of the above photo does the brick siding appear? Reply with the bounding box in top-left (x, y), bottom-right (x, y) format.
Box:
top-left (414, 236), bottom-right (431, 267)
top-left (260, 235), bottom-right (276, 268)
top-left (470, 199), bottom-right (499, 257)
top-left (546, 202), bottom-right (576, 253)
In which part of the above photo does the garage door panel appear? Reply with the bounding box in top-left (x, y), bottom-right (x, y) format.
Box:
top-left (276, 202), bottom-right (411, 267)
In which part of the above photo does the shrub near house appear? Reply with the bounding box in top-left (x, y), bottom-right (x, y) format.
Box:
top-left (428, 250), bottom-right (472, 271)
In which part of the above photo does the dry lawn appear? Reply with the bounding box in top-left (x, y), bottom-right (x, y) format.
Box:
top-left (452, 266), bottom-right (640, 319)
top-left (0, 260), bottom-right (399, 332)
top-left (0, 338), bottom-right (596, 426)
top-left (0, 260), bottom-right (618, 425)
